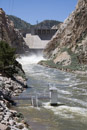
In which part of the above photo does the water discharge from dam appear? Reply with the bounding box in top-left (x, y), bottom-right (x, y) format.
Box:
top-left (16, 54), bottom-right (87, 130)
top-left (17, 53), bottom-right (45, 65)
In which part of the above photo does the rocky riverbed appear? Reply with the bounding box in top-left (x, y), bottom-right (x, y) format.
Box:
top-left (0, 74), bottom-right (31, 130)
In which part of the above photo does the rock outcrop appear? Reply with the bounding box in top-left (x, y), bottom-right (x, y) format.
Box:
top-left (0, 8), bottom-right (30, 129)
top-left (0, 8), bottom-right (29, 54)
top-left (0, 74), bottom-right (30, 130)
top-left (44, 0), bottom-right (87, 72)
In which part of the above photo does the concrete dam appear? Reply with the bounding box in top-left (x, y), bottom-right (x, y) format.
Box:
top-left (23, 29), bottom-right (57, 53)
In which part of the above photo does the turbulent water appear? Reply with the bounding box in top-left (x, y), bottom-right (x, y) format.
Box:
top-left (16, 54), bottom-right (87, 130)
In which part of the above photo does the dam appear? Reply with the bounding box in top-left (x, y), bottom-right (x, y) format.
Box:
top-left (31, 28), bottom-right (58, 40)
top-left (23, 28), bottom-right (58, 52)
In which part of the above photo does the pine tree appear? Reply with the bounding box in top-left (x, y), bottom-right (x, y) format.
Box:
top-left (0, 41), bottom-right (16, 75)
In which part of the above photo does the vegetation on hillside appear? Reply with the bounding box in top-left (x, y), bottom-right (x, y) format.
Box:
top-left (8, 15), bottom-right (31, 30)
top-left (8, 15), bottom-right (61, 30)
top-left (0, 41), bottom-right (16, 68)
top-left (39, 48), bottom-right (87, 72)
top-left (0, 41), bottom-right (24, 77)
top-left (34, 20), bottom-right (62, 29)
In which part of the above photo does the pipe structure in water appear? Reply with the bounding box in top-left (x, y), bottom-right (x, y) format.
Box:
top-left (49, 87), bottom-right (58, 106)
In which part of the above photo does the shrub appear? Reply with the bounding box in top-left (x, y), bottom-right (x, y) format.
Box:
top-left (0, 41), bottom-right (16, 75)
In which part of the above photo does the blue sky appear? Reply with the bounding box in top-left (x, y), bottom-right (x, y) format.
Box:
top-left (0, 0), bottom-right (78, 25)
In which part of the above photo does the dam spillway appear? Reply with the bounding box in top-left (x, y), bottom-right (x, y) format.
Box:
top-left (23, 34), bottom-right (49, 49)
top-left (23, 28), bottom-right (58, 51)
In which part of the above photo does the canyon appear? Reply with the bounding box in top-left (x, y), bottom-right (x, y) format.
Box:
top-left (0, 0), bottom-right (87, 129)
top-left (43, 0), bottom-right (87, 73)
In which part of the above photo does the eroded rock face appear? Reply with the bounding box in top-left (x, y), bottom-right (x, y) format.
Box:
top-left (54, 51), bottom-right (71, 66)
top-left (0, 8), bottom-right (29, 54)
top-left (44, 0), bottom-right (87, 66)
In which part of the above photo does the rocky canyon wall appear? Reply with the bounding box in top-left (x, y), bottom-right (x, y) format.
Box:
top-left (0, 8), bottom-right (29, 54)
top-left (43, 0), bottom-right (87, 71)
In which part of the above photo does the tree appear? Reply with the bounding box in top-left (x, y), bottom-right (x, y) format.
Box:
top-left (0, 41), bottom-right (16, 75)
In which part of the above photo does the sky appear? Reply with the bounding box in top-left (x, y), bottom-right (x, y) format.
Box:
top-left (0, 0), bottom-right (78, 25)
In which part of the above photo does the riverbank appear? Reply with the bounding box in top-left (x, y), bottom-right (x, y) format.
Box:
top-left (39, 60), bottom-right (87, 76)
top-left (0, 74), bottom-right (31, 130)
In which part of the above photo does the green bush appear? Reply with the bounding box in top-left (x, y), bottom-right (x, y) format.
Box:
top-left (16, 112), bottom-right (24, 119)
top-left (0, 41), bottom-right (16, 75)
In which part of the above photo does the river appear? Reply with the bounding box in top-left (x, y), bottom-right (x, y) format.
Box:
top-left (15, 54), bottom-right (87, 130)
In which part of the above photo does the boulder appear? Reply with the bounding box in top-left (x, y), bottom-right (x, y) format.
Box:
top-left (16, 123), bottom-right (24, 129)
top-left (0, 123), bottom-right (11, 130)
top-left (9, 119), bottom-right (16, 126)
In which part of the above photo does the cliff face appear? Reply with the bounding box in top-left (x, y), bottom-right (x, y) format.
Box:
top-left (44, 0), bottom-right (87, 71)
top-left (0, 8), bottom-right (29, 54)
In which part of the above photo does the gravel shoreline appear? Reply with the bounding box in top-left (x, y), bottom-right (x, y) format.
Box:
top-left (0, 74), bottom-right (31, 130)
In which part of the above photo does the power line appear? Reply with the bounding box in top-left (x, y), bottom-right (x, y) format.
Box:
top-left (11, 0), bottom-right (14, 14)
top-left (8, 0), bottom-right (14, 15)
top-left (8, 0), bottom-right (11, 14)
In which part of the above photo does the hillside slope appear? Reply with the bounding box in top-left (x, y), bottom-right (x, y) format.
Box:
top-left (42, 0), bottom-right (87, 73)
top-left (8, 15), bottom-right (31, 30)
top-left (0, 8), bottom-right (29, 54)
top-left (34, 20), bottom-right (62, 29)
top-left (8, 16), bottom-right (61, 30)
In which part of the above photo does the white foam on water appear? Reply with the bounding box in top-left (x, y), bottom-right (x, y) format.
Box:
top-left (16, 54), bottom-right (87, 124)
top-left (16, 54), bottom-right (45, 73)
top-left (64, 78), bottom-right (71, 81)
top-left (16, 54), bottom-right (45, 66)
top-left (57, 89), bottom-right (71, 95)
top-left (69, 82), bottom-right (87, 88)
top-left (43, 102), bottom-right (87, 120)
